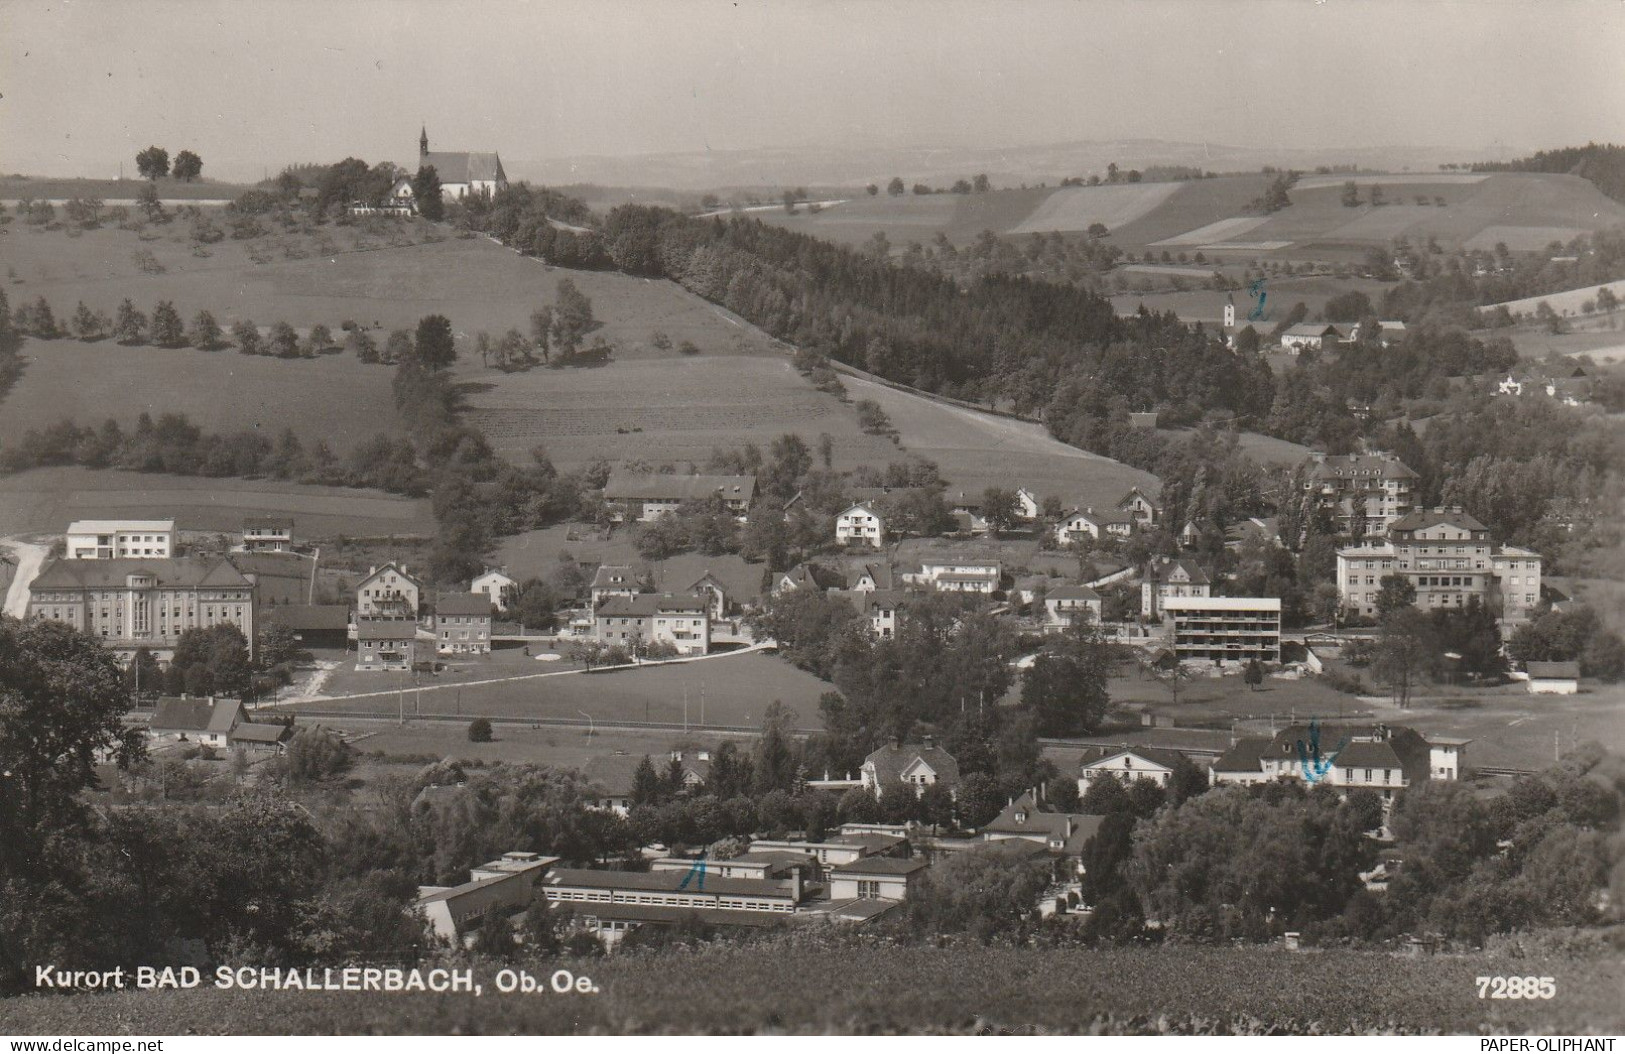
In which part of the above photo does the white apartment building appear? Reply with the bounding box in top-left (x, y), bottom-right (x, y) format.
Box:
top-left (64, 520), bottom-right (175, 560)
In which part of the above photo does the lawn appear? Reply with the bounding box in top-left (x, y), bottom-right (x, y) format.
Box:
top-left (292, 651), bottom-right (829, 731)
top-left (0, 340), bottom-right (405, 453)
top-left (0, 466), bottom-right (434, 538)
top-left (838, 372), bottom-right (1159, 514)
top-left (2, 221), bottom-right (777, 359)
top-left (2, 942), bottom-right (1617, 1034)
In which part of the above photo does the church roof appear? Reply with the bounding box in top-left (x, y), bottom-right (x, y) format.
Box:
top-left (419, 151), bottom-right (506, 185)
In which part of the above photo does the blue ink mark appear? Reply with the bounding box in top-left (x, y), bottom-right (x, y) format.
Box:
top-left (676, 853), bottom-right (708, 892)
top-left (1295, 719), bottom-right (1348, 783)
top-left (1247, 278), bottom-right (1269, 322)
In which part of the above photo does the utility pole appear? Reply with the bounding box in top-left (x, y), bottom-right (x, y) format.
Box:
top-left (700, 681), bottom-right (706, 726)
top-left (398, 670), bottom-right (405, 726)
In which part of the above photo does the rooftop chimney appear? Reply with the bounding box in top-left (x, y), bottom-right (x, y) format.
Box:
top-left (922, 735), bottom-right (934, 751)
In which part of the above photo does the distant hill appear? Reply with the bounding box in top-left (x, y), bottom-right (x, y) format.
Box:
top-left (505, 138), bottom-right (1515, 192)
top-left (748, 171), bottom-right (1625, 262)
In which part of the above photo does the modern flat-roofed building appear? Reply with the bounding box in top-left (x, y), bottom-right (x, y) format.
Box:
top-left (64, 520), bottom-right (175, 560)
top-left (1162, 595), bottom-right (1281, 663)
top-left (240, 518), bottom-right (294, 553)
top-left (416, 852), bottom-right (558, 942)
top-left (541, 866), bottom-right (808, 915)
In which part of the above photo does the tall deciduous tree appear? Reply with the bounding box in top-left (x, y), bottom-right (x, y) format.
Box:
top-left (135, 146), bottom-right (169, 180)
top-left (171, 150), bottom-right (203, 182)
top-left (413, 314), bottom-right (456, 370)
top-left (0, 618), bottom-right (144, 871)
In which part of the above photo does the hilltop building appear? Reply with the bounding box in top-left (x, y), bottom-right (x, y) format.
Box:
top-left (239, 518), bottom-right (294, 553)
top-left (415, 126), bottom-right (507, 201)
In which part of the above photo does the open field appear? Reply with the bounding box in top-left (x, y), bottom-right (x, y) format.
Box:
top-left (1483, 278), bottom-right (1625, 317)
top-left (459, 353), bottom-right (901, 470)
top-left (744, 187), bottom-right (1052, 248)
top-left (839, 372), bottom-right (1158, 512)
top-left (0, 466), bottom-right (434, 538)
top-left (291, 650), bottom-right (829, 730)
top-left (1008, 182), bottom-right (1183, 235)
top-left (3, 942), bottom-right (1617, 1035)
top-left (1105, 666), bottom-right (1625, 772)
top-left (0, 341), bottom-right (404, 452)
top-left (341, 721), bottom-right (750, 771)
top-left (1154, 427), bottom-right (1314, 467)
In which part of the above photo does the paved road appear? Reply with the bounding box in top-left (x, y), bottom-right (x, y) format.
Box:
top-left (0, 537), bottom-right (50, 619)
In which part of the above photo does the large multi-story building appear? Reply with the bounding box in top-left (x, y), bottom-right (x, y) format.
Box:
top-left (1304, 452), bottom-right (1418, 539)
top-left (1162, 596), bottom-right (1281, 664)
top-left (1336, 507), bottom-right (1542, 623)
top-left (64, 519), bottom-right (174, 560)
top-left (27, 556), bottom-right (255, 662)
top-left (433, 593), bottom-right (493, 655)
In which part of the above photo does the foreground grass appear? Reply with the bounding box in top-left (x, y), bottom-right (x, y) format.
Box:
top-left (3, 942), bottom-right (1620, 1035)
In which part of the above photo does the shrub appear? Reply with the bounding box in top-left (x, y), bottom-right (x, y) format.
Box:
top-left (467, 718), bottom-right (493, 743)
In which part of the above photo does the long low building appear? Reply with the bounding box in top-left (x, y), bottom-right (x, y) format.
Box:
top-left (416, 852), bottom-right (559, 942)
top-left (1210, 723), bottom-right (1467, 798)
top-left (542, 867), bottom-right (810, 914)
top-left (1162, 595), bottom-right (1281, 664)
top-left (603, 472), bottom-right (757, 522)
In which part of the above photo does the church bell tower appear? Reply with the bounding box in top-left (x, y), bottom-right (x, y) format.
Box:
top-left (419, 125), bottom-right (429, 160)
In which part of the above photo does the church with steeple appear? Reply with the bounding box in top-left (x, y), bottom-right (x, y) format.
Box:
top-left (415, 126), bottom-right (507, 201)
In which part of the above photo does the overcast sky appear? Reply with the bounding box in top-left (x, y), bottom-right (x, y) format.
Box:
top-left (3, 0), bottom-right (1623, 182)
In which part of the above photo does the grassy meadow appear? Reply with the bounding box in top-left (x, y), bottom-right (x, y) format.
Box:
top-left (295, 650), bottom-right (829, 731)
top-left (0, 466), bottom-right (435, 539)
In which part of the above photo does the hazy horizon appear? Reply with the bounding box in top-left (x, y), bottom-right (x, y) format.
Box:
top-left (3, 0), bottom-right (1624, 186)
